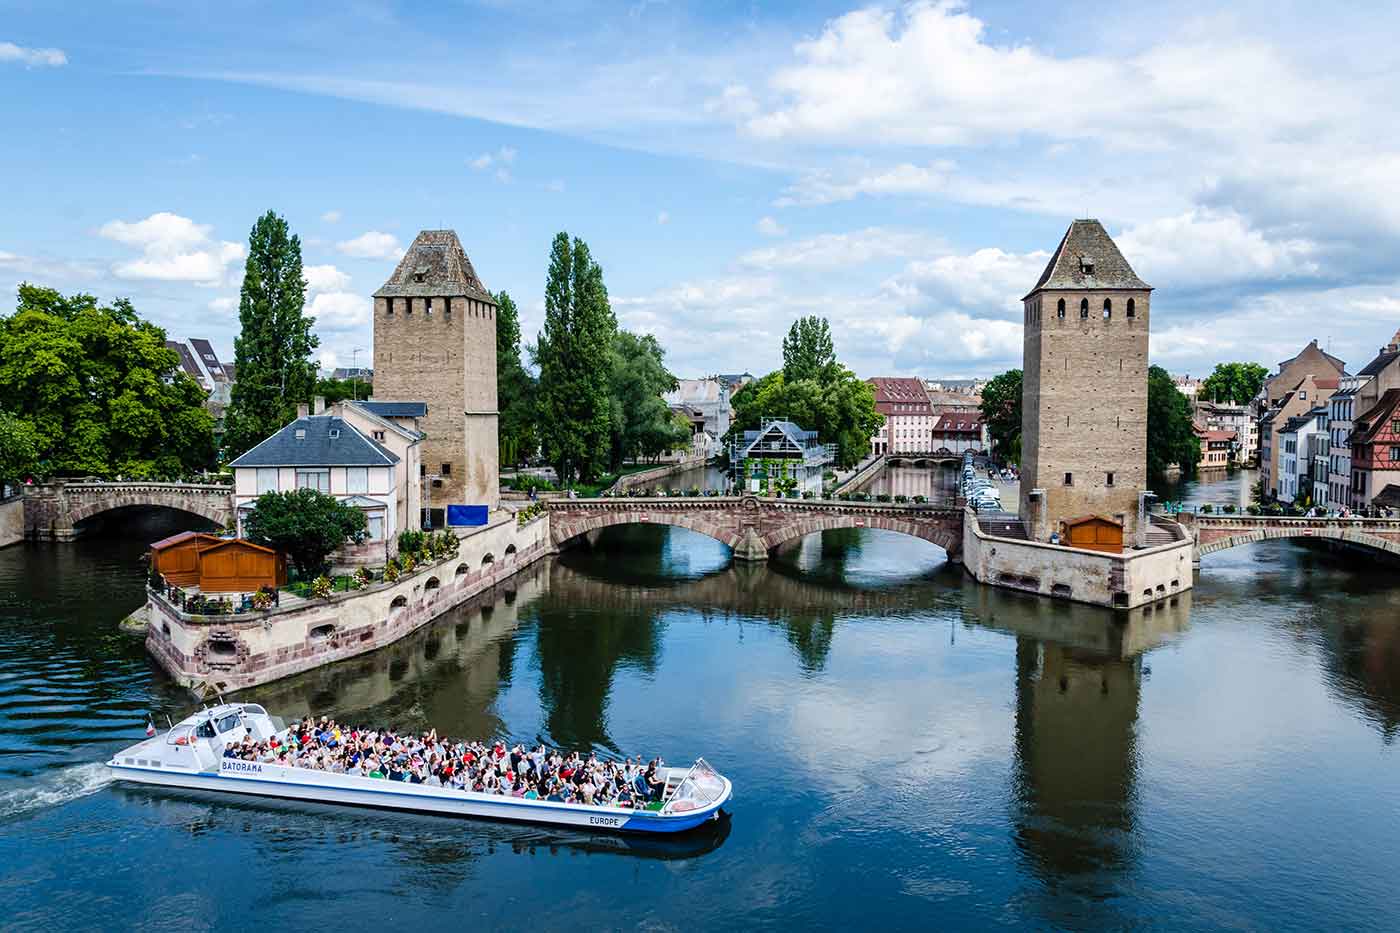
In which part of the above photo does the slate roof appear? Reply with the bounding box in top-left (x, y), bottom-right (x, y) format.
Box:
top-left (1373, 484), bottom-right (1400, 508)
top-left (1024, 219), bottom-right (1151, 298)
top-left (373, 230), bottom-right (495, 303)
top-left (932, 412), bottom-right (983, 433)
top-left (166, 340), bottom-right (206, 383)
top-left (229, 416), bottom-right (399, 468)
top-left (1356, 348), bottom-right (1400, 378)
top-left (189, 339), bottom-right (228, 382)
top-left (358, 400), bottom-right (427, 419)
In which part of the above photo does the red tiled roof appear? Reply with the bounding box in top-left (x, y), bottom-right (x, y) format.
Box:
top-left (932, 412), bottom-right (983, 433)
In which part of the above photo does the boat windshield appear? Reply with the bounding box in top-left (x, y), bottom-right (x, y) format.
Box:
top-left (660, 758), bottom-right (725, 815)
top-left (240, 704), bottom-right (267, 716)
top-left (215, 712), bottom-right (242, 733)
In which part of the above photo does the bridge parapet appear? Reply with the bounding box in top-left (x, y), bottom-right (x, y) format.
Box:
top-left (24, 480), bottom-right (235, 541)
top-left (1180, 513), bottom-right (1400, 557)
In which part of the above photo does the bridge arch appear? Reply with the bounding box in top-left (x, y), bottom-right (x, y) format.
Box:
top-left (1198, 526), bottom-right (1400, 559)
top-left (68, 497), bottom-right (230, 532)
top-left (550, 509), bottom-right (743, 552)
top-left (763, 514), bottom-right (960, 556)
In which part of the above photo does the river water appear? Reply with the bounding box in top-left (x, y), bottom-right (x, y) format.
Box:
top-left (1, 473), bottom-right (1397, 931)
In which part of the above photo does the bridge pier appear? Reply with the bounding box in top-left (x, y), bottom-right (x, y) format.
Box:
top-left (733, 526), bottom-right (769, 562)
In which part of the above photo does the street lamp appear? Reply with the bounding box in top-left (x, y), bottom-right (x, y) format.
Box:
top-left (350, 347), bottom-right (365, 401)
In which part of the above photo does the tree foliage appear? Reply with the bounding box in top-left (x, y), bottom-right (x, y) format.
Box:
top-left (1198, 362), bottom-right (1269, 405)
top-left (782, 316), bottom-right (836, 384)
top-left (535, 233), bottom-right (617, 484)
top-left (313, 376), bottom-right (370, 406)
top-left (0, 284), bottom-right (214, 478)
top-left (223, 211), bottom-right (318, 459)
top-left (495, 290), bottom-right (538, 467)
top-left (1147, 365), bottom-right (1201, 479)
top-left (608, 330), bottom-right (689, 466)
top-left (0, 406), bottom-right (40, 485)
top-left (979, 369), bottom-right (1023, 464)
top-left (242, 487), bottom-right (367, 578)
top-left (728, 328), bottom-right (882, 470)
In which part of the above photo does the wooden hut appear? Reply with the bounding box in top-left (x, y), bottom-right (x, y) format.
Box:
top-left (149, 531), bottom-right (224, 586)
top-left (197, 539), bottom-right (287, 592)
top-left (1062, 515), bottom-right (1124, 554)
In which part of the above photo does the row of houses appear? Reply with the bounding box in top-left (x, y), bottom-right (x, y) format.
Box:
top-left (1255, 334), bottom-right (1400, 512)
top-left (866, 376), bottom-right (988, 457)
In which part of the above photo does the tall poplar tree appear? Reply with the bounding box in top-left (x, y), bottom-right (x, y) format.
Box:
top-left (223, 211), bottom-right (318, 458)
top-left (536, 233), bottom-right (616, 485)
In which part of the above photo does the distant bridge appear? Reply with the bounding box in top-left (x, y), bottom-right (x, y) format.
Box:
top-left (1179, 514), bottom-right (1400, 560)
top-left (23, 481), bottom-right (234, 541)
top-left (884, 450), bottom-right (982, 466)
top-left (545, 495), bottom-right (965, 561)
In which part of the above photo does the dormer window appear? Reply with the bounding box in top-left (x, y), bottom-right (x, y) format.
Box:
top-left (329, 429), bottom-right (340, 439)
top-left (1080, 257), bottom-right (1095, 275)
top-left (294, 429), bottom-right (306, 440)
top-left (413, 267), bottom-right (427, 284)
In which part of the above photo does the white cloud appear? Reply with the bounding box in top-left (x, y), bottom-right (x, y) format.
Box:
top-left (318, 349), bottom-right (339, 372)
top-left (99, 212), bottom-right (244, 286)
top-left (756, 216), bottom-right (787, 237)
top-left (208, 296), bottom-right (237, 314)
top-left (886, 247), bottom-right (1050, 315)
top-left (742, 227), bottom-right (939, 271)
top-left (1116, 209), bottom-right (1319, 288)
top-left (775, 161), bottom-right (956, 207)
top-left (308, 291), bottom-right (370, 331)
top-left (321, 210), bottom-right (343, 224)
top-left (0, 41), bottom-right (67, 68)
top-left (656, 210), bottom-right (670, 225)
top-left (336, 231), bottom-right (403, 260)
top-left (470, 146), bottom-right (520, 178)
top-left (303, 263), bottom-right (351, 293)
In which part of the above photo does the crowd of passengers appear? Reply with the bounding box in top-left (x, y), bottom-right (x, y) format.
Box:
top-left (222, 716), bottom-right (669, 807)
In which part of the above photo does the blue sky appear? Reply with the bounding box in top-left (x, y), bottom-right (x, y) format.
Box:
top-left (4, 1), bottom-right (1400, 380)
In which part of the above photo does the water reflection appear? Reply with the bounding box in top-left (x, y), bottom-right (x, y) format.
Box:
top-left (859, 463), bottom-right (960, 501)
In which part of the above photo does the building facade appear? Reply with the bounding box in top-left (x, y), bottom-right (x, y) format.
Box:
top-left (930, 412), bottom-right (988, 456)
top-left (1196, 429), bottom-right (1236, 472)
top-left (663, 378), bottom-right (731, 442)
top-left (1258, 374), bottom-right (1338, 499)
top-left (1352, 388), bottom-right (1400, 512)
top-left (868, 376), bottom-right (935, 455)
top-left (734, 420), bottom-right (834, 496)
top-left (1328, 374), bottom-right (1364, 510)
top-left (1019, 219), bottom-right (1150, 544)
top-left (372, 230), bottom-right (499, 524)
top-left (1197, 401), bottom-right (1255, 463)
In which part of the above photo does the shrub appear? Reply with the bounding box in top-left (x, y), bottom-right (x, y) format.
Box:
top-left (508, 474), bottom-right (556, 493)
top-left (894, 494), bottom-right (908, 503)
top-left (250, 588), bottom-right (275, 611)
top-left (876, 493), bottom-right (892, 503)
top-left (1246, 504), bottom-right (1261, 515)
top-left (854, 492), bottom-right (871, 502)
top-left (838, 492), bottom-right (851, 501)
top-left (242, 487), bottom-right (368, 578)
top-left (353, 566), bottom-right (372, 589)
top-left (913, 495), bottom-right (927, 504)
top-left (401, 553), bottom-right (417, 573)
top-left (687, 486), bottom-right (702, 497)
top-left (801, 490), bottom-right (814, 499)
top-left (516, 502), bottom-right (546, 526)
top-left (310, 575), bottom-right (333, 600)
top-left (1201, 504), bottom-right (1214, 514)
top-left (1222, 504), bottom-right (1236, 514)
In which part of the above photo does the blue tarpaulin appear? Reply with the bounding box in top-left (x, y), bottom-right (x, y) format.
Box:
top-left (447, 505), bottom-right (489, 527)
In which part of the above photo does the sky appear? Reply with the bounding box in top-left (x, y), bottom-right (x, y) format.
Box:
top-left (4, 0), bottom-right (1400, 382)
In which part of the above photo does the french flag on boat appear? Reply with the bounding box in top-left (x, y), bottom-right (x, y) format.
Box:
top-left (145, 719), bottom-right (156, 737)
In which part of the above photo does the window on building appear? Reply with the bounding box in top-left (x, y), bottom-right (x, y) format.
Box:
top-left (294, 429), bottom-right (306, 440)
top-left (372, 430), bottom-right (385, 441)
top-left (1064, 472), bottom-right (1073, 486)
top-left (256, 467), bottom-right (278, 495)
top-left (1127, 298), bottom-right (1135, 318)
top-left (1392, 419), bottom-right (1400, 435)
top-left (420, 464), bottom-right (427, 477)
top-left (1392, 446), bottom-right (1400, 462)
top-left (1080, 299), bottom-right (1089, 319)
top-left (385, 298), bottom-right (394, 316)
top-left (295, 469), bottom-right (330, 493)
top-left (366, 513), bottom-right (384, 541)
top-left (1103, 298), bottom-right (1112, 319)
top-left (1057, 299), bottom-right (1066, 319)
top-left (404, 299), bottom-right (412, 315)
top-left (425, 297), bottom-right (434, 316)
top-left (346, 467), bottom-right (368, 494)
top-left (440, 462), bottom-right (452, 475)
top-left (1106, 471), bottom-right (1115, 486)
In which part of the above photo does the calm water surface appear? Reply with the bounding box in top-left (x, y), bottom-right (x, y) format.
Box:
top-left (1, 485), bottom-right (1398, 932)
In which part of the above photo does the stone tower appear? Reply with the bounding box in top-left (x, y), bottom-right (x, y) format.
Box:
top-left (1019, 220), bottom-right (1151, 543)
top-left (372, 230), bottom-right (499, 520)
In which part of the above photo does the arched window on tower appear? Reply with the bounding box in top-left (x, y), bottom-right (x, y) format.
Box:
top-left (1057, 298), bottom-right (1066, 319)
top-left (1103, 298), bottom-right (1112, 320)
top-left (1127, 298), bottom-right (1136, 318)
top-left (1080, 298), bottom-right (1089, 319)
top-left (385, 298), bottom-right (394, 316)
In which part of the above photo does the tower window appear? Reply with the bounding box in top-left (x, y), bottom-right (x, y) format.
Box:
top-left (1057, 299), bottom-right (1065, 319)
top-left (1106, 472), bottom-right (1115, 486)
top-left (1103, 298), bottom-right (1112, 319)
top-left (385, 297), bottom-right (394, 316)
top-left (1080, 257), bottom-right (1095, 275)
top-left (1080, 299), bottom-right (1089, 319)
top-left (1127, 298), bottom-right (1136, 318)
top-left (1064, 472), bottom-right (1073, 486)
top-left (440, 462), bottom-right (452, 475)
top-left (425, 297), bottom-right (433, 316)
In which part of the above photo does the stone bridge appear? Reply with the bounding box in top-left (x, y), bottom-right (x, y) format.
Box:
top-left (1179, 513), bottom-right (1400, 560)
top-left (885, 451), bottom-right (978, 465)
top-left (23, 481), bottom-right (234, 541)
top-left (544, 495), bottom-right (964, 561)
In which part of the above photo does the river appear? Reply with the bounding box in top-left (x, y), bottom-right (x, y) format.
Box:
top-left (1, 471), bottom-right (1397, 931)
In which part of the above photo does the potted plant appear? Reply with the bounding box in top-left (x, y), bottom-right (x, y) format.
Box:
top-left (311, 575), bottom-right (333, 600)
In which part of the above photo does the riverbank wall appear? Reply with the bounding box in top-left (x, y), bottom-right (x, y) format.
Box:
top-left (609, 456), bottom-right (711, 495)
top-left (0, 497), bottom-right (22, 549)
top-left (831, 455), bottom-right (886, 497)
top-left (145, 509), bottom-right (552, 694)
top-left (963, 508), bottom-right (1194, 609)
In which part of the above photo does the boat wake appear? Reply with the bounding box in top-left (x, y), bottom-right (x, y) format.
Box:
top-left (0, 762), bottom-right (113, 822)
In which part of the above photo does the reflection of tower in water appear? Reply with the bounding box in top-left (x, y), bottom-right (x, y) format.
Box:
top-left (1008, 593), bottom-right (1191, 909)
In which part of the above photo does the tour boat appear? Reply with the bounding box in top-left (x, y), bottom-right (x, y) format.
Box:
top-left (107, 704), bottom-right (732, 834)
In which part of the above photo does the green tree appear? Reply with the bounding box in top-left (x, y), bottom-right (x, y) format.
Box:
top-left (0, 284), bottom-right (214, 478)
top-left (607, 330), bottom-right (686, 466)
top-left (0, 407), bottom-right (40, 485)
top-left (223, 211), bottom-right (318, 458)
top-left (495, 290), bottom-right (538, 467)
top-left (979, 369), bottom-right (1023, 464)
top-left (535, 233), bottom-right (617, 485)
top-left (242, 487), bottom-right (367, 578)
top-left (727, 365), bottom-right (882, 469)
top-left (1198, 362), bottom-right (1269, 405)
top-left (1147, 365), bottom-right (1201, 479)
top-left (782, 316), bottom-right (836, 384)
top-left (313, 375), bottom-right (370, 406)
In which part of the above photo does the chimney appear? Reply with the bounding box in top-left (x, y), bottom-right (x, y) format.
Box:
top-left (297, 402), bottom-right (310, 419)
top-left (313, 395), bottom-right (326, 415)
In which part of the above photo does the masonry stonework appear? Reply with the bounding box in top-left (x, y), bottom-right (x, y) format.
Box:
top-left (373, 231), bottom-right (499, 516)
top-left (1020, 220), bottom-right (1151, 542)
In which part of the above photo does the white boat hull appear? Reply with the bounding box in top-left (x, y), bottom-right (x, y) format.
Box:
top-left (108, 758), bottom-right (730, 834)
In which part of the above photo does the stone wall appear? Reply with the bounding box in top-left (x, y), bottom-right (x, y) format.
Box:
top-left (964, 506), bottom-right (1193, 609)
top-left (611, 456), bottom-right (710, 494)
top-left (0, 497), bottom-right (22, 549)
top-left (147, 510), bottom-right (549, 693)
top-left (1183, 513), bottom-right (1400, 558)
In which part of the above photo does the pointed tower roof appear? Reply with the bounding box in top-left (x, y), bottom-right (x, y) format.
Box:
top-left (1023, 219), bottom-right (1150, 299)
top-left (372, 229), bottom-right (495, 303)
